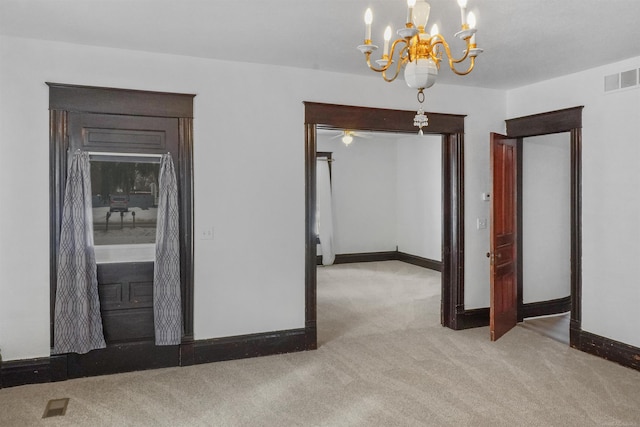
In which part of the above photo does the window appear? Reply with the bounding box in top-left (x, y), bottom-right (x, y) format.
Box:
top-left (90, 160), bottom-right (160, 245)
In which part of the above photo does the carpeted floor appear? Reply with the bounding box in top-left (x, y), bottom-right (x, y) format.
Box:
top-left (2, 260), bottom-right (640, 426)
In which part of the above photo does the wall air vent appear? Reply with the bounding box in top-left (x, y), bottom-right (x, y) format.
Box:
top-left (604, 73), bottom-right (620, 92)
top-left (620, 69), bottom-right (638, 88)
top-left (604, 69), bottom-right (639, 92)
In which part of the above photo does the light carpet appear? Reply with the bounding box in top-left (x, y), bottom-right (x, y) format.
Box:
top-left (1, 261), bottom-right (640, 426)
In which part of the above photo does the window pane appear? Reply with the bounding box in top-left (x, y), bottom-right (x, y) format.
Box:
top-left (91, 161), bottom-right (160, 245)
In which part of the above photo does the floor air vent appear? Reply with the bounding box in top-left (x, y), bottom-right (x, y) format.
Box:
top-left (42, 398), bottom-right (69, 418)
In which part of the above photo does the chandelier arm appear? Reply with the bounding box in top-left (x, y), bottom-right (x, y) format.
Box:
top-left (365, 53), bottom-right (390, 73)
top-left (382, 53), bottom-right (409, 82)
top-left (433, 37), bottom-right (471, 64)
top-left (432, 37), bottom-right (475, 76)
top-left (364, 39), bottom-right (409, 73)
top-left (450, 56), bottom-right (476, 76)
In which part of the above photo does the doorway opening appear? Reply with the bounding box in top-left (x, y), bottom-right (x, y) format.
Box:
top-left (498, 106), bottom-right (583, 347)
top-left (519, 132), bottom-right (571, 344)
top-left (315, 129), bottom-right (443, 344)
top-left (303, 102), bottom-right (467, 350)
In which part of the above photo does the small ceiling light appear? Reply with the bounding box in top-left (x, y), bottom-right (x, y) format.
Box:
top-left (342, 132), bottom-right (354, 146)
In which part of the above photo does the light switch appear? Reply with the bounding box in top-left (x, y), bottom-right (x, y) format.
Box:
top-left (201, 226), bottom-right (214, 240)
top-left (481, 192), bottom-right (491, 201)
top-left (477, 218), bottom-right (488, 230)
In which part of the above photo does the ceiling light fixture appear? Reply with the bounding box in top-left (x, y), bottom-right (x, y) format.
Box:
top-left (341, 132), bottom-right (354, 146)
top-left (357, 0), bottom-right (482, 134)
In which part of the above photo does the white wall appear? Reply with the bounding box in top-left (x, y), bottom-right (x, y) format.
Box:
top-left (397, 134), bottom-right (442, 261)
top-left (507, 55), bottom-right (640, 347)
top-left (522, 133), bottom-right (571, 303)
top-left (317, 134), bottom-right (397, 254)
top-left (0, 35), bottom-right (505, 360)
top-left (316, 132), bottom-right (441, 258)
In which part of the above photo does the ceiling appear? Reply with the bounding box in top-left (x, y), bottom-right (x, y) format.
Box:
top-left (2, 0), bottom-right (640, 90)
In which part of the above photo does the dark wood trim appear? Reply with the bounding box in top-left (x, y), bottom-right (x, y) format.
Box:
top-left (331, 251), bottom-right (398, 264)
top-left (395, 252), bottom-right (442, 271)
top-left (2, 329), bottom-right (309, 388)
top-left (8, 323), bottom-right (639, 389)
top-left (316, 151), bottom-right (333, 182)
top-left (179, 339), bottom-right (195, 367)
top-left (306, 102), bottom-right (465, 134)
top-left (454, 295), bottom-right (571, 330)
top-left (305, 123), bottom-right (318, 351)
top-left (458, 307), bottom-right (490, 329)
top-left (63, 343), bottom-right (180, 379)
top-left (304, 102), bottom-right (465, 339)
top-left (516, 138), bottom-right (524, 322)
top-left (49, 84), bottom-right (195, 364)
top-left (522, 296), bottom-right (571, 319)
top-left (576, 330), bottom-right (640, 371)
top-left (193, 329), bottom-right (307, 365)
top-left (445, 133), bottom-right (465, 330)
top-left (316, 251), bottom-right (442, 271)
top-left (49, 355), bottom-right (68, 382)
top-left (46, 82), bottom-right (194, 118)
top-left (506, 106), bottom-right (583, 348)
top-left (506, 106), bottom-right (583, 138)
top-left (0, 358), bottom-right (52, 388)
top-left (49, 110), bottom-right (69, 346)
top-left (569, 127), bottom-right (582, 346)
top-left (178, 117), bottom-right (195, 342)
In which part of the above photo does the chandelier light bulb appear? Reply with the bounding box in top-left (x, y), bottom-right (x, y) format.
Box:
top-left (383, 26), bottom-right (392, 56)
top-left (467, 12), bottom-right (476, 29)
top-left (412, 0), bottom-right (431, 31)
top-left (364, 8), bottom-right (373, 25)
top-left (458, 0), bottom-right (468, 26)
top-left (430, 24), bottom-right (439, 38)
top-left (384, 26), bottom-right (392, 41)
top-left (407, 0), bottom-right (416, 24)
top-left (342, 134), bottom-right (353, 146)
top-left (467, 11), bottom-right (476, 44)
top-left (364, 8), bottom-right (373, 41)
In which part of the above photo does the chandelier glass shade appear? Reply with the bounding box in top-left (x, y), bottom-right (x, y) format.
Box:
top-left (357, 0), bottom-right (482, 132)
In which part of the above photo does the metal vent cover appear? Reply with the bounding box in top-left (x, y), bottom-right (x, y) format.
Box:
top-left (42, 398), bottom-right (69, 418)
top-left (605, 69), bottom-right (639, 92)
top-left (621, 69), bottom-right (638, 88)
top-left (604, 73), bottom-right (620, 92)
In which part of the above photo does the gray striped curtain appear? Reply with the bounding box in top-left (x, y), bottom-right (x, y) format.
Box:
top-left (53, 151), bottom-right (106, 354)
top-left (154, 153), bottom-right (182, 345)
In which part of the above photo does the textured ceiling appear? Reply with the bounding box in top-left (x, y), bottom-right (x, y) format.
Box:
top-left (1, 0), bottom-right (640, 89)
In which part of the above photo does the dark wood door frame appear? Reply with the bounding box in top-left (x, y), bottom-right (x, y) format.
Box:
top-left (304, 102), bottom-right (466, 349)
top-left (505, 106), bottom-right (583, 348)
top-left (48, 83), bottom-right (196, 375)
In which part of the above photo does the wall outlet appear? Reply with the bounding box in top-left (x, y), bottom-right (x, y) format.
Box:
top-left (201, 226), bottom-right (214, 240)
top-left (477, 218), bottom-right (488, 230)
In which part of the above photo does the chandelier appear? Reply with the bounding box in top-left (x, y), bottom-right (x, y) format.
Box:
top-left (357, 0), bottom-right (482, 134)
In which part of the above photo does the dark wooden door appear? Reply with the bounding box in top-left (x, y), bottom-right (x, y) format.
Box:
top-left (490, 133), bottom-right (518, 341)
